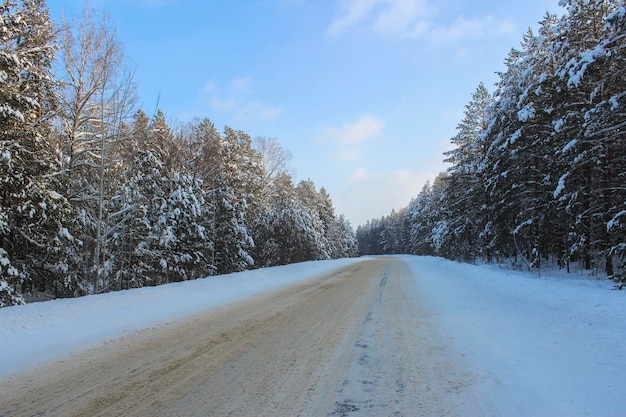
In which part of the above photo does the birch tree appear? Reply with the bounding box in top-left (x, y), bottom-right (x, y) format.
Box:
top-left (56, 7), bottom-right (136, 292)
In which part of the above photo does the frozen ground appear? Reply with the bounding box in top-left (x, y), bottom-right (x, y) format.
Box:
top-left (1, 255), bottom-right (625, 416)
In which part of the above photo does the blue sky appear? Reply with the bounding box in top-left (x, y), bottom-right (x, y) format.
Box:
top-left (50, 0), bottom-right (563, 227)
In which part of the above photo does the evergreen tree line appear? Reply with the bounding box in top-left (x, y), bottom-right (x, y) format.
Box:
top-left (357, 0), bottom-right (626, 281)
top-left (0, 2), bottom-right (358, 307)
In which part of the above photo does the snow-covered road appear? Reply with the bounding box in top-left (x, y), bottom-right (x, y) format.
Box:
top-left (1, 255), bottom-right (625, 416)
top-left (0, 257), bottom-right (484, 416)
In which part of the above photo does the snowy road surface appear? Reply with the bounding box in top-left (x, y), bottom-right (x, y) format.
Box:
top-left (1, 257), bottom-right (485, 416)
top-left (1, 256), bottom-right (625, 416)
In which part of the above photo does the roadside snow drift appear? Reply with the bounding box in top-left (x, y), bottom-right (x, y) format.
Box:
top-left (405, 256), bottom-right (626, 417)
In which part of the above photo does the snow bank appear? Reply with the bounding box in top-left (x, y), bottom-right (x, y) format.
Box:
top-left (405, 256), bottom-right (626, 417)
top-left (0, 258), bottom-right (364, 379)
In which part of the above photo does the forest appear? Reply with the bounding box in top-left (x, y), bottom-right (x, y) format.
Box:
top-left (357, 1), bottom-right (626, 282)
top-left (0, 1), bottom-right (358, 307)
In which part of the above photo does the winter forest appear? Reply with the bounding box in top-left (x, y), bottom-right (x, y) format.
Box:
top-left (358, 1), bottom-right (626, 282)
top-left (2, 1), bottom-right (626, 309)
top-left (0, 1), bottom-right (359, 307)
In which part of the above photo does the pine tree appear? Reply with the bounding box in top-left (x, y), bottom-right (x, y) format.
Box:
top-left (328, 214), bottom-right (359, 258)
top-left (253, 198), bottom-right (319, 266)
top-left (404, 182), bottom-right (433, 256)
top-left (552, 0), bottom-right (622, 274)
top-left (209, 177), bottom-right (254, 274)
top-left (0, 0), bottom-right (78, 305)
top-left (600, 4), bottom-right (626, 280)
top-left (295, 179), bottom-right (330, 259)
top-left (480, 15), bottom-right (568, 271)
top-left (115, 150), bottom-right (169, 287)
top-left (443, 82), bottom-right (493, 261)
top-left (156, 172), bottom-right (212, 282)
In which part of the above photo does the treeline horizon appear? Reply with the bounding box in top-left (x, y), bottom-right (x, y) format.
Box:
top-left (357, 0), bottom-right (626, 282)
top-left (0, 2), bottom-right (357, 307)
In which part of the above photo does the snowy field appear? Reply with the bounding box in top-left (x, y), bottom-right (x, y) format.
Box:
top-left (1, 255), bottom-right (625, 416)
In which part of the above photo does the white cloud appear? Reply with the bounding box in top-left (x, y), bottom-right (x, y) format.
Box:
top-left (317, 115), bottom-right (384, 162)
top-left (373, 0), bottom-right (429, 36)
top-left (211, 97), bottom-right (236, 111)
top-left (198, 76), bottom-right (281, 124)
top-left (392, 169), bottom-right (413, 183)
top-left (230, 76), bottom-right (253, 94)
top-left (351, 167), bottom-right (372, 180)
top-left (328, 0), bottom-right (430, 38)
top-left (327, 0), bottom-right (382, 36)
top-left (432, 16), bottom-right (516, 43)
top-left (233, 101), bottom-right (282, 123)
top-left (333, 114), bottom-right (384, 144)
top-left (328, 0), bottom-right (516, 42)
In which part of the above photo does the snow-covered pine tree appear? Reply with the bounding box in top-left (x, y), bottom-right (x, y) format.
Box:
top-left (598, 3), bottom-right (626, 281)
top-left (156, 171), bottom-right (213, 282)
top-left (356, 219), bottom-right (383, 255)
top-left (113, 149), bottom-right (168, 287)
top-left (183, 120), bottom-right (258, 273)
top-left (0, 0), bottom-right (78, 305)
top-left (443, 82), bottom-right (493, 261)
top-left (185, 117), bottom-right (222, 185)
top-left (252, 173), bottom-right (320, 266)
top-left (295, 179), bottom-right (330, 260)
top-left (328, 214), bottom-right (359, 258)
top-left (404, 182), bottom-right (436, 256)
top-left (482, 16), bottom-right (563, 271)
top-left (480, 43), bottom-right (533, 264)
top-left (116, 110), bottom-right (195, 286)
top-left (209, 177), bottom-right (254, 274)
top-left (558, 0), bottom-right (626, 279)
top-left (552, 0), bottom-right (622, 275)
top-left (221, 126), bottom-right (265, 226)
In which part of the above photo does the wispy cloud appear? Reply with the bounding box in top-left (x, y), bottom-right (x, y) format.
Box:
top-left (318, 115), bottom-right (384, 161)
top-left (328, 0), bottom-right (430, 37)
top-left (330, 114), bottom-right (384, 144)
top-left (373, 0), bottom-right (430, 37)
top-left (233, 101), bottom-right (281, 123)
top-left (328, 0), bottom-right (381, 36)
top-left (431, 16), bottom-right (516, 43)
top-left (328, 0), bottom-right (515, 42)
top-left (199, 76), bottom-right (281, 124)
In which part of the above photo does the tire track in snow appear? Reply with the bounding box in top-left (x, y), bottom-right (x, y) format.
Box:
top-left (328, 259), bottom-right (486, 417)
top-left (329, 264), bottom-right (403, 416)
top-left (0, 257), bottom-right (487, 417)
